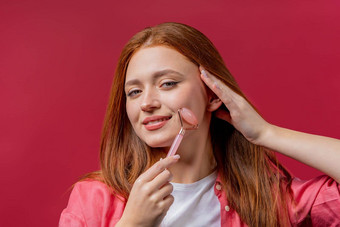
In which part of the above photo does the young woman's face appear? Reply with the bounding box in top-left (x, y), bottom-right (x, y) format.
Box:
top-left (125, 46), bottom-right (210, 148)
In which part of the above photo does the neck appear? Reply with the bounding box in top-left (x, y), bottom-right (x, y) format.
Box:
top-left (167, 119), bottom-right (217, 184)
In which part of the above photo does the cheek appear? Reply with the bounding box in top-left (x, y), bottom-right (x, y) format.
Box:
top-left (161, 89), bottom-right (192, 110)
top-left (184, 82), bottom-right (209, 120)
top-left (165, 83), bottom-right (208, 115)
top-left (126, 101), bottom-right (138, 123)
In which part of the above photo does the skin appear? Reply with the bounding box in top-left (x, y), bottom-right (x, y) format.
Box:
top-left (118, 46), bottom-right (221, 227)
top-left (118, 155), bottom-right (179, 227)
top-left (200, 67), bottom-right (340, 183)
top-left (124, 46), bottom-right (210, 148)
top-left (124, 46), bottom-right (221, 183)
top-left (117, 46), bottom-right (340, 226)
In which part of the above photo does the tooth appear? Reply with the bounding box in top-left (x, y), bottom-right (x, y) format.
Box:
top-left (146, 118), bottom-right (168, 125)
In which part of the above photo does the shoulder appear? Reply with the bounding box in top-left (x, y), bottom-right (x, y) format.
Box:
top-left (59, 180), bottom-right (126, 227)
top-left (72, 180), bottom-right (118, 199)
top-left (290, 175), bottom-right (339, 205)
top-left (288, 175), bottom-right (340, 225)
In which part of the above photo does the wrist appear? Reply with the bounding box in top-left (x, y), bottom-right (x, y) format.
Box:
top-left (116, 217), bottom-right (147, 227)
top-left (256, 122), bottom-right (275, 147)
top-left (115, 218), bottom-right (134, 227)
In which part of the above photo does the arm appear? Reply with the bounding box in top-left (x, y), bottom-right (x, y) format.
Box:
top-left (200, 67), bottom-right (340, 183)
top-left (259, 125), bottom-right (340, 183)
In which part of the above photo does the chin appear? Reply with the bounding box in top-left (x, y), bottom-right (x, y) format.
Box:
top-left (143, 136), bottom-right (174, 148)
top-left (146, 141), bottom-right (172, 148)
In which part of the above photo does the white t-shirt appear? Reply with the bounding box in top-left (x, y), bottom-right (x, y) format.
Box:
top-left (161, 171), bottom-right (221, 227)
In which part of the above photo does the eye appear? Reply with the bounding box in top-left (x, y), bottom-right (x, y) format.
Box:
top-left (127, 89), bottom-right (142, 97)
top-left (161, 81), bottom-right (178, 88)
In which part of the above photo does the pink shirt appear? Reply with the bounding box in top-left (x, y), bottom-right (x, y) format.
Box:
top-left (59, 175), bottom-right (340, 226)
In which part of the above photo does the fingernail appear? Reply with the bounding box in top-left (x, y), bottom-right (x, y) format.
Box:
top-left (213, 82), bottom-right (221, 90)
top-left (173, 154), bottom-right (180, 160)
top-left (201, 70), bottom-right (209, 78)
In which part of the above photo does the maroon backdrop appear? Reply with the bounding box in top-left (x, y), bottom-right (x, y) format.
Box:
top-left (1, 0), bottom-right (339, 226)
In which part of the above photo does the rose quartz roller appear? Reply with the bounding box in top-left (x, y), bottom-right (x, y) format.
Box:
top-left (166, 108), bottom-right (198, 157)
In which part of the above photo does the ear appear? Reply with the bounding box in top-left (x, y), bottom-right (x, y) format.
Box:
top-left (207, 95), bottom-right (223, 112)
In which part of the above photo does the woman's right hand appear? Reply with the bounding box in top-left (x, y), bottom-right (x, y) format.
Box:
top-left (117, 155), bottom-right (180, 227)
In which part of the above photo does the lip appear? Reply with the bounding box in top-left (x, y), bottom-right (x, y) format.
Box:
top-left (142, 115), bottom-right (172, 131)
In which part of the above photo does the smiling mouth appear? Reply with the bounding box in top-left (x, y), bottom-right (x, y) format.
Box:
top-left (144, 116), bottom-right (172, 125)
top-left (142, 116), bottom-right (173, 131)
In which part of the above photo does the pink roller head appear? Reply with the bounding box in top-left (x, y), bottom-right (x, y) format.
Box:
top-left (179, 108), bottom-right (198, 130)
top-left (166, 108), bottom-right (199, 157)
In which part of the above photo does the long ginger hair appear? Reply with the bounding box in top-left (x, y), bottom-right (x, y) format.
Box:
top-left (92, 22), bottom-right (293, 226)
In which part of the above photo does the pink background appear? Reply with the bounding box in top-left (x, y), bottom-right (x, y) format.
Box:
top-left (1, 0), bottom-right (339, 226)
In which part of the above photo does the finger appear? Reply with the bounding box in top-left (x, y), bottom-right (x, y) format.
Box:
top-left (152, 182), bottom-right (173, 202)
top-left (199, 67), bottom-right (236, 106)
top-left (200, 68), bottom-right (243, 115)
top-left (152, 168), bottom-right (173, 189)
top-left (137, 155), bottom-right (180, 183)
top-left (158, 194), bottom-right (174, 212)
top-left (137, 169), bottom-right (172, 197)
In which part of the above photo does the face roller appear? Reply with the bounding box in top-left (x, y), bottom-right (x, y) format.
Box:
top-left (166, 108), bottom-right (198, 157)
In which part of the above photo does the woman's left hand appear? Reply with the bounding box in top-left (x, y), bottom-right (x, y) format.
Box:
top-left (200, 67), bottom-right (271, 145)
top-left (200, 67), bottom-right (340, 183)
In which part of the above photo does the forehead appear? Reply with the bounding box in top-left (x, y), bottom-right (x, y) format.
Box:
top-left (125, 46), bottom-right (197, 80)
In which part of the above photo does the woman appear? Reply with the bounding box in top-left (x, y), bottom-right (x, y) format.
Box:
top-left (60, 22), bottom-right (340, 226)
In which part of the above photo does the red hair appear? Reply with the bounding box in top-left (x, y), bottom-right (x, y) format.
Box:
top-left (87, 22), bottom-right (293, 226)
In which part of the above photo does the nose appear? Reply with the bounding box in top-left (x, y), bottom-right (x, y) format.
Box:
top-left (140, 89), bottom-right (161, 112)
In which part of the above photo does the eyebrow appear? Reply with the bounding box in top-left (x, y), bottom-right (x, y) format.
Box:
top-left (125, 69), bottom-right (185, 87)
